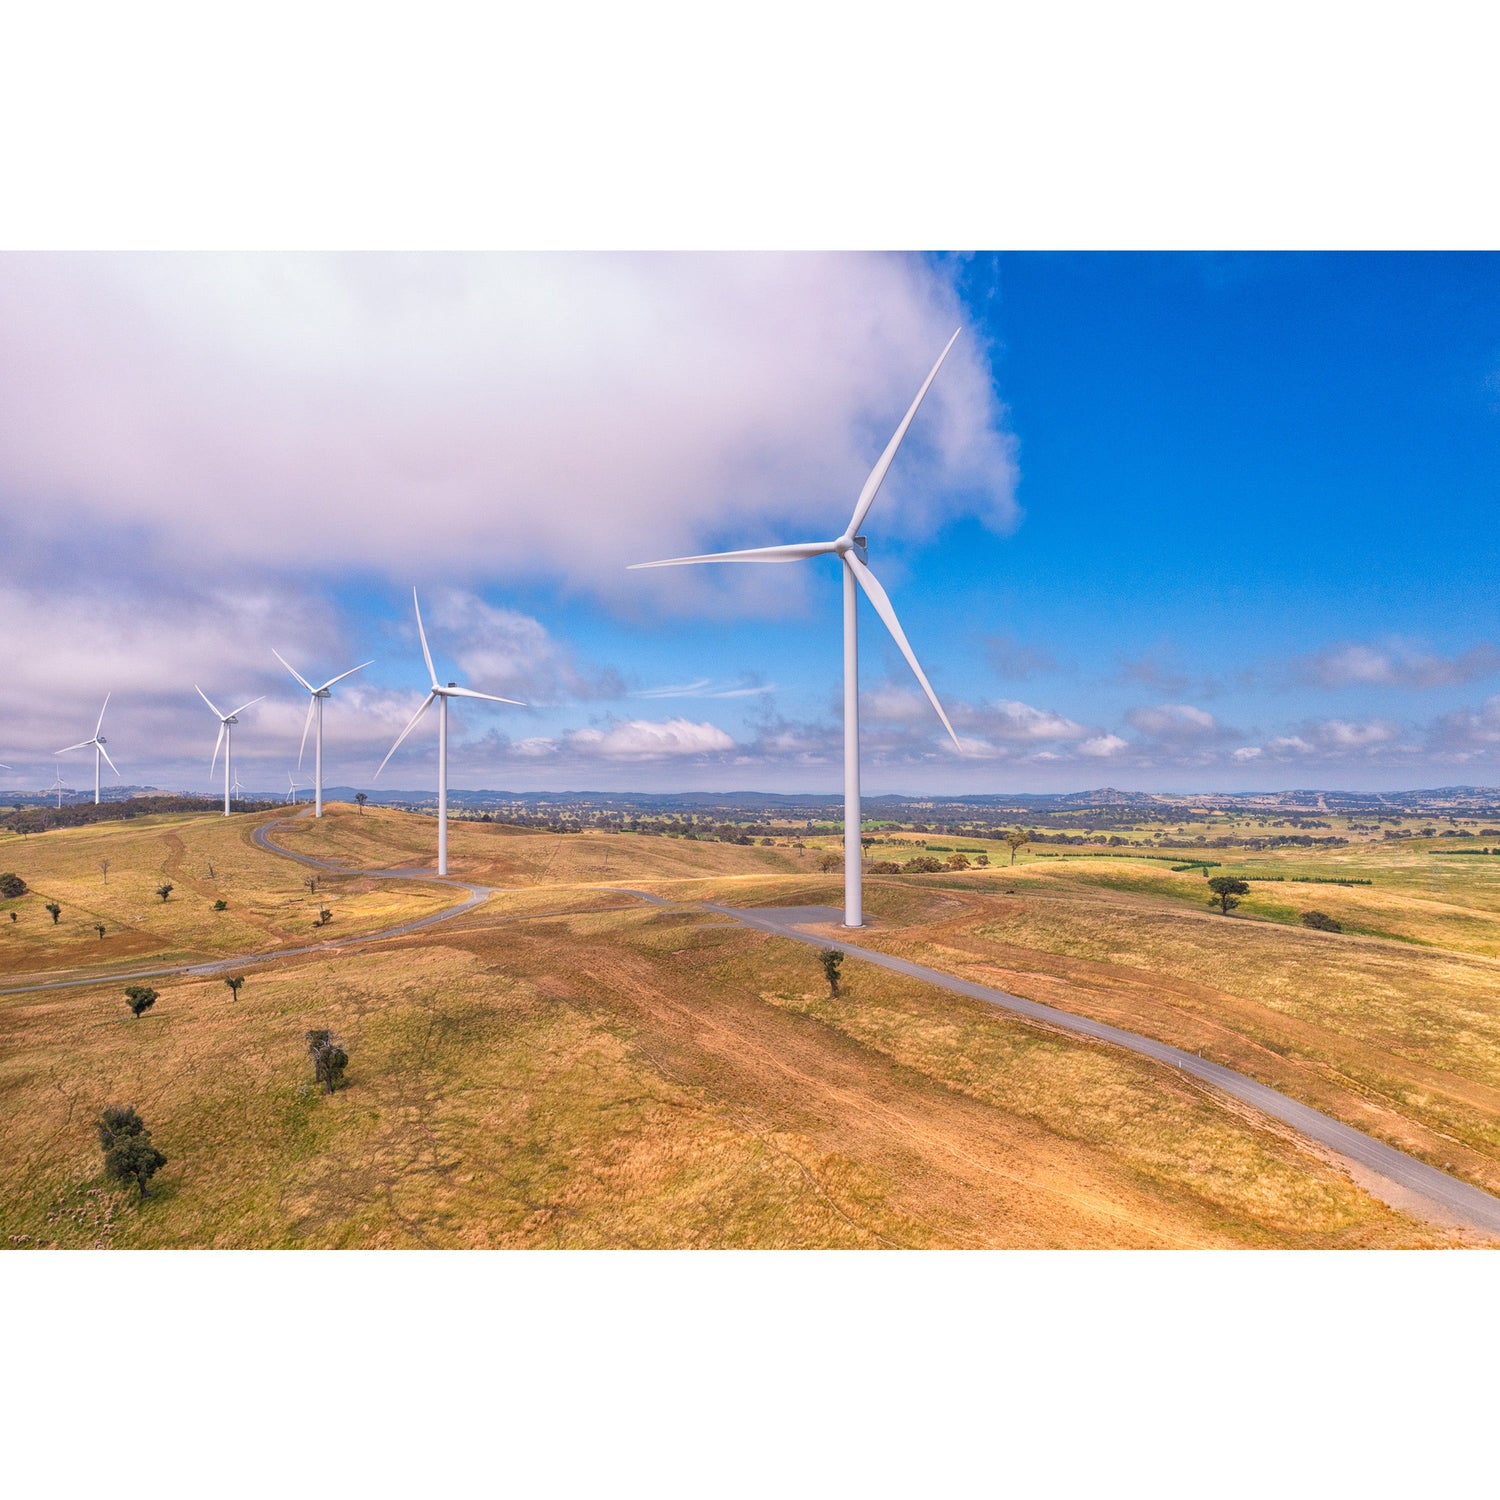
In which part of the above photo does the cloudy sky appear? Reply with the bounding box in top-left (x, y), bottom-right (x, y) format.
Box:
top-left (3, 250), bottom-right (1499, 796)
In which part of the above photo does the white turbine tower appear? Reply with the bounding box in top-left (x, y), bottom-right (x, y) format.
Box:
top-left (272, 650), bottom-right (372, 819)
top-left (231, 769), bottom-right (246, 803)
top-left (48, 765), bottom-right (66, 808)
top-left (375, 589), bottom-right (524, 876)
top-left (195, 687), bottom-right (265, 817)
top-left (56, 694), bottom-right (119, 805)
top-left (287, 771), bottom-right (300, 806)
top-left (631, 330), bottom-right (964, 928)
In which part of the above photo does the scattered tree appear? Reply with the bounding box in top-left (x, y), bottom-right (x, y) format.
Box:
top-left (0, 871), bottom-right (26, 898)
top-left (355, 793), bottom-right (368, 814)
top-left (1206, 875), bottom-right (1251, 915)
top-left (306, 1029), bottom-right (348, 1094)
top-left (304, 876), bottom-right (318, 895)
top-left (96, 1107), bottom-right (166, 1199)
top-left (976, 853), bottom-right (990, 867)
top-left (820, 948), bottom-right (844, 998)
top-left (156, 883), bottom-right (173, 903)
top-left (9, 911), bottom-right (16, 922)
top-left (45, 901), bottom-right (61, 924)
top-left (1300, 910), bottom-right (1342, 932)
top-left (95, 923), bottom-right (106, 940)
top-left (817, 853), bottom-right (842, 873)
top-left (124, 984), bottom-right (158, 1019)
top-left (313, 907), bottom-right (333, 928)
top-left (946, 853), bottom-right (971, 871)
top-left (1003, 829), bottom-right (1033, 865)
top-left (99, 859), bottom-right (110, 884)
top-left (902, 855), bottom-right (945, 874)
top-left (213, 899), bottom-right (228, 911)
top-left (867, 860), bottom-right (902, 874)
top-left (224, 975), bottom-right (245, 1001)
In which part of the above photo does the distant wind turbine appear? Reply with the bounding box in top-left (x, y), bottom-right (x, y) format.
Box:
top-left (375, 588), bottom-right (524, 875)
top-left (56, 694), bottom-right (119, 806)
top-left (630, 329), bottom-right (964, 928)
top-left (287, 771), bottom-right (300, 806)
top-left (48, 765), bottom-right (66, 809)
top-left (272, 650), bottom-right (372, 819)
top-left (231, 769), bottom-right (246, 802)
top-left (195, 687), bottom-right (265, 817)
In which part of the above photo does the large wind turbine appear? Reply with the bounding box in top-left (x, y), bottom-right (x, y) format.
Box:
top-left (56, 695), bottom-right (118, 805)
top-left (630, 330), bottom-right (964, 928)
top-left (375, 589), bottom-right (524, 875)
top-left (272, 650), bottom-right (372, 819)
top-left (195, 687), bottom-right (265, 817)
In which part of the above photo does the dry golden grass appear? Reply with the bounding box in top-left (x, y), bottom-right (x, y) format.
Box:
top-left (2, 808), bottom-right (1487, 1249)
top-left (0, 809), bottom-right (455, 979)
top-left (0, 900), bottom-right (1441, 1248)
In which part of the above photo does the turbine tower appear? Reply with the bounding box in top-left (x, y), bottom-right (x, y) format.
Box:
top-left (288, 771), bottom-right (300, 805)
top-left (231, 769), bottom-right (246, 803)
top-left (48, 765), bottom-right (66, 808)
top-left (272, 650), bottom-right (372, 819)
top-left (195, 687), bottom-right (265, 817)
top-left (631, 330), bottom-right (964, 928)
top-left (56, 694), bottom-right (118, 805)
top-left (375, 588), bottom-right (524, 876)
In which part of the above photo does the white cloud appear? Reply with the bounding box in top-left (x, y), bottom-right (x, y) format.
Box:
top-left (1079, 734), bottom-right (1128, 758)
top-left (1231, 746), bottom-right (1263, 761)
top-left (1300, 639), bottom-right (1500, 690)
top-left (1125, 703), bottom-right (1220, 738)
top-left (0, 255), bottom-right (1018, 605)
top-left (563, 717), bottom-right (736, 761)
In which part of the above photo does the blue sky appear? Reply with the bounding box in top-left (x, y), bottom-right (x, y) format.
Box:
top-left (3, 251), bottom-right (1499, 795)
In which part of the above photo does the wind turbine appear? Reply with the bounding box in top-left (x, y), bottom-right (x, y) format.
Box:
top-left (231, 769), bottom-right (246, 803)
top-left (375, 588), bottom-right (524, 875)
top-left (272, 650), bottom-right (372, 819)
top-left (630, 329), bottom-right (964, 928)
top-left (56, 694), bottom-right (119, 805)
top-left (287, 771), bottom-right (300, 805)
top-left (48, 765), bottom-right (66, 809)
top-left (195, 687), bottom-right (265, 817)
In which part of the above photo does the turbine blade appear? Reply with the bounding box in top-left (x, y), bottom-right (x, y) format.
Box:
top-left (98, 743), bottom-right (120, 778)
top-left (413, 589), bottom-right (438, 688)
top-left (845, 554), bottom-right (961, 750)
top-left (95, 692), bottom-right (111, 738)
top-left (210, 722), bottom-right (226, 775)
top-left (195, 685), bottom-right (224, 719)
top-left (272, 649), bottom-right (315, 693)
top-left (629, 541), bottom-right (836, 569)
top-left (444, 685), bottom-right (526, 706)
top-left (227, 695), bottom-right (266, 720)
top-left (56, 740), bottom-right (93, 754)
top-left (846, 327), bottom-right (962, 539)
top-left (374, 692), bottom-right (436, 779)
top-left (297, 695), bottom-right (317, 768)
top-left (317, 660), bottom-right (373, 692)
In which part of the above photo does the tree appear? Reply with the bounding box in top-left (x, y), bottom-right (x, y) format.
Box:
top-left (95, 923), bottom-right (106, 940)
top-left (1004, 829), bottom-right (1033, 865)
top-left (99, 859), bottom-right (110, 884)
top-left (976, 853), bottom-right (990, 867)
top-left (902, 855), bottom-right (944, 874)
top-left (0, 871), bottom-right (26, 898)
top-left (224, 975), bottom-right (245, 1001)
top-left (306, 1029), bottom-right (348, 1094)
top-left (313, 907), bottom-right (333, 928)
top-left (124, 984), bottom-right (158, 1019)
top-left (868, 860), bottom-right (901, 874)
top-left (1300, 910), bottom-right (1342, 932)
top-left (213, 899), bottom-right (228, 911)
top-left (946, 853), bottom-right (971, 871)
top-left (304, 876), bottom-right (319, 895)
top-left (1206, 875), bottom-right (1250, 915)
top-left (355, 793), bottom-right (368, 815)
top-left (96, 1107), bottom-right (166, 1199)
top-left (45, 901), bottom-right (61, 924)
top-left (155, 883), bottom-right (173, 903)
top-left (820, 948), bottom-right (844, 998)
top-left (817, 853), bottom-right (842, 873)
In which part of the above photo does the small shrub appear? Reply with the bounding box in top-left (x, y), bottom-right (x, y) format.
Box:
top-left (820, 948), bottom-right (844, 998)
top-left (95, 923), bottom-right (106, 940)
top-left (155, 883), bottom-right (173, 903)
top-left (124, 985), bottom-right (158, 1019)
top-left (319, 907), bottom-right (332, 925)
top-left (307, 1029), bottom-right (348, 1093)
top-left (902, 856), bottom-right (945, 874)
top-left (0, 872), bottom-right (26, 898)
top-left (224, 975), bottom-right (245, 1001)
top-left (867, 860), bottom-right (901, 874)
top-left (45, 901), bottom-right (61, 924)
top-left (946, 853), bottom-right (971, 871)
top-left (213, 899), bottom-right (228, 912)
top-left (1300, 910), bottom-right (1343, 932)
